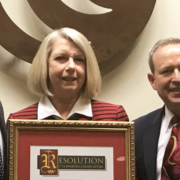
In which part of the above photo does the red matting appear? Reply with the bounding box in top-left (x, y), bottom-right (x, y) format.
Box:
top-left (18, 130), bottom-right (125, 180)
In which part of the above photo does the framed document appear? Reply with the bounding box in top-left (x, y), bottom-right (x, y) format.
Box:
top-left (8, 120), bottom-right (135, 180)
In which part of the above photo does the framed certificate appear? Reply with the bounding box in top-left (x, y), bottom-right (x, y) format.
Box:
top-left (8, 120), bottom-right (135, 180)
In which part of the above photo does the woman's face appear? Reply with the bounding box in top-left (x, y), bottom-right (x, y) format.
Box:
top-left (48, 37), bottom-right (86, 97)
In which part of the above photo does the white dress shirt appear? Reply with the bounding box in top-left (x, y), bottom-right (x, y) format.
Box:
top-left (157, 106), bottom-right (174, 180)
top-left (38, 96), bottom-right (93, 120)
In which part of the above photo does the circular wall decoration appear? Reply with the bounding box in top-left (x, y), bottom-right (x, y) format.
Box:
top-left (0, 0), bottom-right (156, 63)
top-left (0, 3), bottom-right (40, 63)
top-left (27, 0), bottom-right (156, 63)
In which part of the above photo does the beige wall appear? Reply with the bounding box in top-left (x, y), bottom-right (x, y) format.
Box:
top-left (0, 0), bottom-right (179, 120)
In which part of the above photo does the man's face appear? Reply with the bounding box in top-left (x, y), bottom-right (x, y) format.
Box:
top-left (148, 43), bottom-right (180, 114)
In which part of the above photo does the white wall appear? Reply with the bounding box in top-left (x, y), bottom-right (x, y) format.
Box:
top-left (1, 0), bottom-right (179, 120)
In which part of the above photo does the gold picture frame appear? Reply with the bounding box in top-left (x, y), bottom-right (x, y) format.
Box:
top-left (8, 119), bottom-right (135, 180)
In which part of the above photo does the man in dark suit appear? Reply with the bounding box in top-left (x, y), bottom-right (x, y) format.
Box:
top-left (134, 38), bottom-right (180, 180)
top-left (0, 102), bottom-right (7, 180)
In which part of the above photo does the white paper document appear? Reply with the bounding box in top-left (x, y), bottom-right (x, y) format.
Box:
top-left (30, 146), bottom-right (113, 180)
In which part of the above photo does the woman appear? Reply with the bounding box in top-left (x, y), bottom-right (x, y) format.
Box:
top-left (9, 28), bottom-right (128, 121)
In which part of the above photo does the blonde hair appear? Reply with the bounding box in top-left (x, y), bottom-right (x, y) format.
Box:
top-left (27, 27), bottom-right (101, 98)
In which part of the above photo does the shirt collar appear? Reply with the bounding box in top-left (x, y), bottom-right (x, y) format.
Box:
top-left (38, 95), bottom-right (93, 120)
top-left (162, 106), bottom-right (174, 133)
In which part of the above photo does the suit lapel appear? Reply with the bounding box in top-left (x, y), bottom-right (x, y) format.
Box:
top-left (143, 107), bottom-right (164, 180)
top-left (0, 102), bottom-right (8, 180)
top-left (0, 101), bottom-right (7, 152)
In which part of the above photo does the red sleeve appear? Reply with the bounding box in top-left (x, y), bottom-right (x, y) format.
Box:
top-left (116, 105), bottom-right (129, 121)
top-left (8, 113), bottom-right (14, 119)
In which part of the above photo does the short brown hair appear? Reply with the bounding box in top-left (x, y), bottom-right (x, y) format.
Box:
top-left (149, 38), bottom-right (180, 73)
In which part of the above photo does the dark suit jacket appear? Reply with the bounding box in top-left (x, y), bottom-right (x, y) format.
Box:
top-left (0, 102), bottom-right (8, 180)
top-left (134, 107), bottom-right (165, 180)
